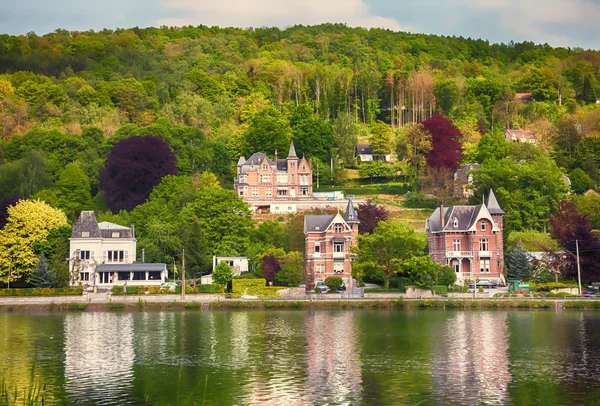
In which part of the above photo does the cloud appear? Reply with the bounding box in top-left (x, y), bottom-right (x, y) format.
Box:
top-left (450, 0), bottom-right (600, 47)
top-left (158, 0), bottom-right (408, 31)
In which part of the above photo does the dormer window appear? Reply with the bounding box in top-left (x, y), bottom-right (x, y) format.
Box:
top-left (481, 220), bottom-right (487, 231)
top-left (334, 224), bottom-right (343, 233)
top-left (81, 232), bottom-right (90, 238)
top-left (453, 218), bottom-right (459, 228)
top-left (315, 226), bottom-right (320, 231)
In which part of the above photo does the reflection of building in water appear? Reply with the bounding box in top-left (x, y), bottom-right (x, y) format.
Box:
top-left (64, 313), bottom-right (135, 404)
top-left (431, 312), bottom-right (511, 405)
top-left (304, 311), bottom-right (363, 405)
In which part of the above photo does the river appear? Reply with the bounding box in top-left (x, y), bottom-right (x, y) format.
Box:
top-left (1, 309), bottom-right (599, 405)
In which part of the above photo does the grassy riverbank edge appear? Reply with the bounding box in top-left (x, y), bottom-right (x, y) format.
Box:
top-left (2, 298), bottom-right (600, 311)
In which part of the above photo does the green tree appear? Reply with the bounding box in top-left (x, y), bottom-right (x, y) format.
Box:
top-left (516, 68), bottom-right (557, 101)
top-left (355, 220), bottom-right (427, 289)
top-left (291, 105), bottom-right (334, 162)
top-left (56, 162), bottom-right (92, 218)
top-left (0, 200), bottom-right (68, 282)
top-left (569, 168), bottom-right (595, 194)
top-left (333, 113), bottom-right (359, 166)
top-left (369, 121), bottom-right (392, 154)
top-left (506, 242), bottom-right (532, 281)
top-left (397, 123), bottom-right (432, 187)
top-left (434, 78), bottom-right (458, 114)
top-left (30, 253), bottom-right (52, 288)
top-left (324, 276), bottom-right (343, 292)
top-left (243, 106), bottom-right (291, 156)
top-left (275, 251), bottom-right (304, 287)
top-left (212, 261), bottom-right (233, 287)
top-left (474, 133), bottom-right (513, 163)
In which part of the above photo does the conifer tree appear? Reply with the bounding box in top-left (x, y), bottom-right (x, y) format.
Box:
top-left (506, 242), bottom-right (532, 281)
top-left (31, 254), bottom-right (53, 288)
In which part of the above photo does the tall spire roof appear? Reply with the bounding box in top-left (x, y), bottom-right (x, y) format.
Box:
top-left (486, 189), bottom-right (505, 215)
top-left (344, 199), bottom-right (360, 224)
top-left (287, 141), bottom-right (298, 158)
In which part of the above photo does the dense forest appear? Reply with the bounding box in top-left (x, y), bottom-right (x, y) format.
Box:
top-left (1, 24), bottom-right (600, 285)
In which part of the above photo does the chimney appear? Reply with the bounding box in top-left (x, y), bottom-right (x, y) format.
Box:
top-left (440, 204), bottom-right (445, 229)
top-left (142, 248), bottom-right (145, 263)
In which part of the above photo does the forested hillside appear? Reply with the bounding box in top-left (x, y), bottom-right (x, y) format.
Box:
top-left (1, 24), bottom-right (600, 284)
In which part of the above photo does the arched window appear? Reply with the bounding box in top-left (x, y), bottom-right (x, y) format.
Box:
top-left (481, 220), bottom-right (487, 231)
top-left (453, 218), bottom-right (459, 228)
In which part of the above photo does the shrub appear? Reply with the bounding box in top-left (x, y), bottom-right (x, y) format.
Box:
top-left (231, 279), bottom-right (283, 298)
top-left (0, 288), bottom-right (82, 296)
top-left (325, 277), bottom-right (343, 292)
top-left (529, 281), bottom-right (578, 292)
top-left (432, 285), bottom-right (448, 296)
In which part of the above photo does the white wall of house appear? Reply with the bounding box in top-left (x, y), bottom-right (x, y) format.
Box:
top-left (212, 256), bottom-right (249, 275)
top-left (270, 204), bottom-right (297, 214)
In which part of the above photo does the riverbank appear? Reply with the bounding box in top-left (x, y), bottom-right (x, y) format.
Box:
top-left (2, 297), bottom-right (600, 311)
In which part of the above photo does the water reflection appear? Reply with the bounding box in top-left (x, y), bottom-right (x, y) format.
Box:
top-left (431, 312), bottom-right (511, 405)
top-left (64, 313), bottom-right (135, 405)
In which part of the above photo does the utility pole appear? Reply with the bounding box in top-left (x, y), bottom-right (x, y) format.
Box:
top-left (576, 240), bottom-right (582, 296)
top-left (181, 248), bottom-right (186, 300)
top-left (316, 161), bottom-right (320, 190)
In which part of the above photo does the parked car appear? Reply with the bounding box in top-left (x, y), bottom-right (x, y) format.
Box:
top-left (316, 281), bottom-right (329, 293)
top-left (582, 287), bottom-right (598, 297)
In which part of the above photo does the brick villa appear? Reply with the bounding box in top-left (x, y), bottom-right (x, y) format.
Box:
top-left (235, 141), bottom-right (313, 199)
top-left (425, 190), bottom-right (505, 284)
top-left (304, 200), bottom-right (360, 285)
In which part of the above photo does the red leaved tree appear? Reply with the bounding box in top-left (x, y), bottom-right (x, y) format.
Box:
top-left (358, 200), bottom-right (388, 234)
top-left (421, 115), bottom-right (463, 170)
top-left (549, 200), bottom-right (600, 282)
top-left (99, 136), bottom-right (178, 212)
top-left (261, 254), bottom-right (281, 283)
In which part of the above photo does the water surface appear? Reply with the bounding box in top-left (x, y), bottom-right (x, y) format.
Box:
top-left (1, 309), bottom-right (599, 405)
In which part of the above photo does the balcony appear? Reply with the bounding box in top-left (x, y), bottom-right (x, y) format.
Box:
top-left (333, 252), bottom-right (345, 259)
top-left (478, 251), bottom-right (492, 258)
top-left (447, 251), bottom-right (473, 258)
top-left (312, 252), bottom-right (322, 258)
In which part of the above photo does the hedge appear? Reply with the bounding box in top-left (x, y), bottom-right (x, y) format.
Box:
top-left (112, 284), bottom-right (224, 295)
top-left (0, 288), bottom-right (83, 296)
top-left (529, 281), bottom-right (578, 292)
top-left (432, 285), bottom-right (448, 296)
top-left (231, 279), bottom-right (284, 298)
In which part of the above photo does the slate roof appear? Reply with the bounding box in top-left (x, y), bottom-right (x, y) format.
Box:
top-left (71, 211), bottom-right (102, 238)
top-left (305, 215), bottom-right (336, 232)
top-left (454, 163), bottom-right (481, 183)
top-left (96, 263), bottom-right (166, 272)
top-left (427, 205), bottom-right (484, 233)
top-left (486, 189), bottom-right (505, 215)
top-left (356, 143), bottom-right (375, 155)
top-left (344, 199), bottom-right (360, 224)
top-left (505, 129), bottom-right (536, 142)
top-left (288, 141), bottom-right (298, 158)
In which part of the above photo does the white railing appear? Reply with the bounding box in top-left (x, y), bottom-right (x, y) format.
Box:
top-left (479, 251), bottom-right (492, 258)
top-left (333, 252), bottom-right (345, 259)
top-left (447, 251), bottom-right (473, 258)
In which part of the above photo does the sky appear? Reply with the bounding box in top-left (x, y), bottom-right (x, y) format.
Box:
top-left (0, 0), bottom-right (598, 49)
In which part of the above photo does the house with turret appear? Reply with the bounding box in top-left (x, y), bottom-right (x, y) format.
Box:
top-left (425, 190), bottom-right (505, 284)
top-left (304, 200), bottom-right (360, 286)
top-left (234, 141), bottom-right (313, 200)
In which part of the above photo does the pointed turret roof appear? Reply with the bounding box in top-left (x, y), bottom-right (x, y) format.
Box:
top-left (287, 141), bottom-right (298, 158)
top-left (486, 189), bottom-right (505, 215)
top-left (344, 199), bottom-right (360, 224)
top-left (237, 156), bottom-right (246, 166)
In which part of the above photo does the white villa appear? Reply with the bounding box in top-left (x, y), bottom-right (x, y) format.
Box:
top-left (69, 211), bottom-right (167, 288)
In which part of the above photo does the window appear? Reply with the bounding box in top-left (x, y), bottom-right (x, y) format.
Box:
top-left (300, 187), bottom-right (309, 195)
top-left (302, 165), bottom-right (306, 170)
top-left (334, 224), bottom-right (343, 233)
top-left (480, 239), bottom-right (489, 252)
top-left (81, 232), bottom-right (90, 238)
top-left (262, 163), bottom-right (269, 170)
top-left (334, 260), bottom-right (344, 274)
top-left (480, 259), bottom-right (490, 273)
top-left (252, 188), bottom-right (258, 197)
top-left (314, 242), bottom-right (320, 253)
top-left (481, 220), bottom-right (487, 231)
top-left (316, 264), bottom-right (325, 273)
top-left (238, 174), bottom-right (247, 183)
top-left (334, 242), bottom-right (344, 253)
top-left (266, 188), bottom-right (272, 197)
top-left (117, 271), bottom-right (130, 281)
top-left (260, 174), bottom-right (271, 183)
top-left (80, 272), bottom-right (89, 281)
top-left (100, 273), bottom-right (110, 284)
top-left (453, 260), bottom-right (460, 273)
top-left (112, 232), bottom-right (120, 238)
top-left (278, 190), bottom-right (287, 196)
top-left (148, 272), bottom-right (161, 280)
top-left (133, 272), bottom-right (145, 281)
top-left (108, 251), bottom-right (125, 263)
top-left (453, 218), bottom-right (459, 228)
top-left (452, 239), bottom-right (461, 251)
top-left (80, 250), bottom-right (90, 260)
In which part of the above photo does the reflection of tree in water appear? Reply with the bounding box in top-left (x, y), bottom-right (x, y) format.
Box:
top-left (507, 311), bottom-right (600, 405)
top-left (431, 312), bottom-right (511, 405)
